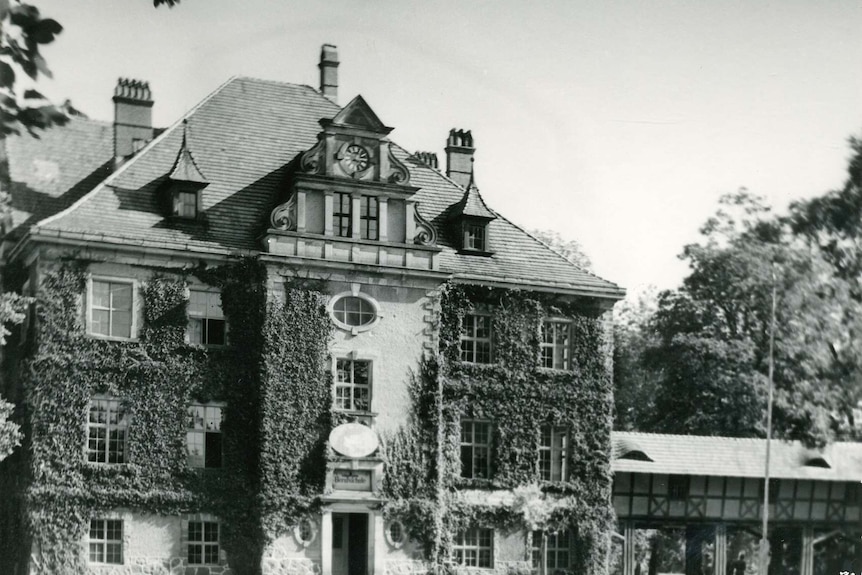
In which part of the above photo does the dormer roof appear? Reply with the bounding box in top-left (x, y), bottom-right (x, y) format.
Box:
top-left (168, 120), bottom-right (208, 184)
top-left (450, 168), bottom-right (496, 220)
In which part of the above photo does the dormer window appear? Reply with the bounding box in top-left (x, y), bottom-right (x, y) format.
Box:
top-left (166, 120), bottom-right (208, 221)
top-left (464, 221), bottom-right (487, 252)
top-left (173, 189), bottom-right (199, 219)
top-left (448, 164), bottom-right (496, 255)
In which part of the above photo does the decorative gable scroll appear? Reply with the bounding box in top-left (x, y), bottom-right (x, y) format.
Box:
top-left (296, 95), bottom-right (410, 186)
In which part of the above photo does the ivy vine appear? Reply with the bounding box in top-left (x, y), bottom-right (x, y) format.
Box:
top-left (382, 283), bottom-right (614, 575)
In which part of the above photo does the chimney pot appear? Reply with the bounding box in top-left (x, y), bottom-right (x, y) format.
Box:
top-left (446, 128), bottom-right (475, 188)
top-left (113, 77), bottom-right (154, 162)
top-left (319, 43), bottom-right (339, 103)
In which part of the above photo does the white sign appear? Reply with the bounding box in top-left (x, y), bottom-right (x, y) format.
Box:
top-left (333, 469), bottom-right (372, 491)
top-left (329, 422), bottom-right (379, 458)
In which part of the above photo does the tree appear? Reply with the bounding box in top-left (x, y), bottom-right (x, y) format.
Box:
top-left (530, 229), bottom-right (592, 271)
top-left (612, 287), bottom-right (660, 431)
top-left (0, 0), bottom-right (66, 135)
top-left (642, 191), bottom-right (862, 446)
top-left (789, 135), bottom-right (862, 280)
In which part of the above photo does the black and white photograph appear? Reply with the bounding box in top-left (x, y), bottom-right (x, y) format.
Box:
top-left (0, 1), bottom-right (860, 574)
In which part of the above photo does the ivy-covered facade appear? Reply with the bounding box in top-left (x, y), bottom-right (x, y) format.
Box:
top-left (0, 46), bottom-right (624, 575)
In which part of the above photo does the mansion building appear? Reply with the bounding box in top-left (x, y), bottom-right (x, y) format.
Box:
top-left (0, 46), bottom-right (624, 575)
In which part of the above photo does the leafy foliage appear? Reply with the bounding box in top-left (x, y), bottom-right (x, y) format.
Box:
top-left (0, 0), bottom-right (67, 135)
top-left (0, 257), bottom-right (335, 574)
top-left (622, 191), bottom-right (862, 447)
top-left (789, 136), bottom-right (862, 279)
top-left (383, 283), bottom-right (614, 575)
top-left (529, 229), bottom-right (592, 271)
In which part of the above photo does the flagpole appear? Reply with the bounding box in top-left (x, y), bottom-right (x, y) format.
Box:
top-left (759, 263), bottom-right (777, 573)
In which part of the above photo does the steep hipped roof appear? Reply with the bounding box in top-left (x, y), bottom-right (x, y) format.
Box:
top-left (24, 77), bottom-right (623, 298)
top-left (611, 431), bottom-right (862, 482)
top-left (2, 116), bottom-right (113, 238)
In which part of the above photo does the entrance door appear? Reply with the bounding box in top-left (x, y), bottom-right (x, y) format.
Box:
top-left (332, 513), bottom-right (369, 575)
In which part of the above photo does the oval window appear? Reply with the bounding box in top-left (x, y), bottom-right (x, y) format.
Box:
top-left (385, 520), bottom-right (406, 548)
top-left (329, 292), bottom-right (380, 333)
top-left (294, 517), bottom-right (317, 546)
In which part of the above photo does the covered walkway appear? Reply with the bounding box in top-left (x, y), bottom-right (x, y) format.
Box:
top-left (610, 432), bottom-right (862, 574)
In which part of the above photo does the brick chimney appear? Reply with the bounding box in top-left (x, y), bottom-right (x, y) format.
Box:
top-left (319, 44), bottom-right (339, 103)
top-left (446, 129), bottom-right (474, 188)
top-left (113, 78), bottom-right (154, 161)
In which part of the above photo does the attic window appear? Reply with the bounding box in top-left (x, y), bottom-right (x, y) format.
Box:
top-left (463, 222), bottom-right (487, 252)
top-left (617, 449), bottom-right (652, 462)
top-left (613, 439), bottom-right (653, 462)
top-left (173, 189), bottom-right (199, 219)
top-left (803, 456), bottom-right (831, 469)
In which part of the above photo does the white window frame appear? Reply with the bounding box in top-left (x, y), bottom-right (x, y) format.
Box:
top-left (460, 419), bottom-right (492, 479)
top-left (453, 527), bottom-right (494, 568)
top-left (186, 288), bottom-right (228, 347)
top-left (87, 276), bottom-right (138, 340)
top-left (333, 357), bottom-right (372, 413)
top-left (460, 313), bottom-right (493, 364)
top-left (187, 519), bottom-right (221, 565)
top-left (531, 529), bottom-right (572, 571)
top-left (88, 518), bottom-right (124, 565)
top-left (86, 395), bottom-right (129, 465)
top-left (186, 402), bottom-right (225, 469)
top-left (327, 284), bottom-right (382, 335)
top-left (540, 318), bottom-right (571, 370)
top-left (538, 426), bottom-right (569, 482)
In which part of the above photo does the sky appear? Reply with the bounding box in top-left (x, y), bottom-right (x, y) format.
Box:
top-left (29, 0), bottom-right (862, 295)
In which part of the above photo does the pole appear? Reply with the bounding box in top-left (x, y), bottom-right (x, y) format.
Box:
top-left (759, 263), bottom-right (777, 574)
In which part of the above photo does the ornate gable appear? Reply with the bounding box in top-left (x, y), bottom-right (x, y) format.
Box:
top-left (264, 95), bottom-right (441, 271)
top-left (298, 95), bottom-right (409, 185)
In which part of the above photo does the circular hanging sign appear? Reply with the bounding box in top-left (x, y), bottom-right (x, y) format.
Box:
top-left (329, 423), bottom-right (379, 458)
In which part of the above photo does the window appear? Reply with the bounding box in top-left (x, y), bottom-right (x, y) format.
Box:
top-left (532, 530), bottom-right (572, 572)
top-left (453, 527), bottom-right (493, 568)
top-left (464, 222), bottom-right (487, 251)
top-left (460, 313), bottom-right (492, 363)
top-left (541, 320), bottom-right (571, 370)
top-left (186, 404), bottom-right (223, 468)
top-left (386, 520), bottom-right (406, 548)
top-left (89, 519), bottom-right (123, 564)
top-left (335, 359), bottom-right (371, 412)
top-left (90, 280), bottom-right (133, 339)
top-left (333, 192), bottom-right (352, 237)
top-left (460, 420), bottom-right (492, 479)
top-left (173, 189), bottom-right (198, 218)
top-left (331, 295), bottom-right (376, 329)
top-left (87, 397), bottom-right (128, 464)
top-left (294, 517), bottom-right (317, 547)
top-left (360, 195), bottom-right (379, 240)
top-left (188, 521), bottom-right (220, 565)
top-left (538, 426), bottom-right (568, 482)
top-left (187, 290), bottom-right (227, 346)
top-left (668, 475), bottom-right (689, 501)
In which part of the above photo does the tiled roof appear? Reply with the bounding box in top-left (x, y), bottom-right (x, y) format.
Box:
top-left (3, 116), bottom-right (113, 238)
top-left (27, 77), bottom-right (623, 298)
top-left (611, 431), bottom-right (862, 482)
